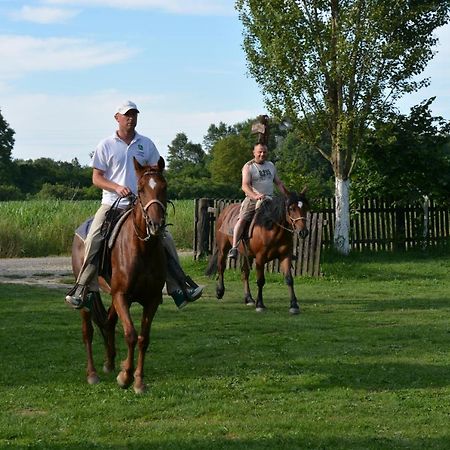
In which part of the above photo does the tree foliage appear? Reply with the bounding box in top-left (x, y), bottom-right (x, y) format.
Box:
top-left (167, 132), bottom-right (206, 173)
top-left (209, 134), bottom-right (253, 186)
top-left (352, 98), bottom-right (450, 203)
top-left (274, 132), bottom-right (334, 198)
top-left (0, 109), bottom-right (16, 186)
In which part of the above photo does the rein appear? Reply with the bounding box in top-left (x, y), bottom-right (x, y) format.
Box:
top-left (274, 204), bottom-right (307, 234)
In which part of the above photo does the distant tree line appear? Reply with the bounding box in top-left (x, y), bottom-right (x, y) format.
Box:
top-left (0, 102), bottom-right (450, 204)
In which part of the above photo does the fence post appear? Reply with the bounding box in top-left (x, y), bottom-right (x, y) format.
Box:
top-left (194, 198), bottom-right (212, 259)
top-left (394, 207), bottom-right (406, 251)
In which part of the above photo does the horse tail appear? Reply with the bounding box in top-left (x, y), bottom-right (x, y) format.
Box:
top-left (90, 292), bottom-right (108, 340)
top-left (205, 245), bottom-right (218, 276)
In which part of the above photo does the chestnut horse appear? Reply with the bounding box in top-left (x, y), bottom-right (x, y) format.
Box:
top-left (71, 157), bottom-right (167, 394)
top-left (206, 191), bottom-right (309, 314)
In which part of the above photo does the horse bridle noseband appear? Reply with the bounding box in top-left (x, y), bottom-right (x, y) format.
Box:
top-left (133, 171), bottom-right (167, 241)
top-left (281, 202), bottom-right (308, 233)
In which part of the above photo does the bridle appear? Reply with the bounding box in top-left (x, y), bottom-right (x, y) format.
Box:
top-left (279, 201), bottom-right (308, 234)
top-left (133, 171), bottom-right (167, 241)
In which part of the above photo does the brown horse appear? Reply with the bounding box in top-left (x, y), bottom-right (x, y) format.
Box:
top-left (206, 191), bottom-right (309, 314)
top-left (71, 157), bottom-right (167, 394)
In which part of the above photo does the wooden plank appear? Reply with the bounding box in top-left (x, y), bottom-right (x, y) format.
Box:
top-left (313, 213), bottom-right (324, 276)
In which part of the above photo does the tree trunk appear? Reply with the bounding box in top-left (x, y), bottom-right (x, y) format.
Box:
top-left (334, 177), bottom-right (351, 255)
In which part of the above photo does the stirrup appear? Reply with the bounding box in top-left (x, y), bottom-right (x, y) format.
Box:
top-left (65, 284), bottom-right (88, 310)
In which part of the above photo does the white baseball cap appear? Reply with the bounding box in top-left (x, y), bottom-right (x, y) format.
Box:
top-left (115, 100), bottom-right (139, 115)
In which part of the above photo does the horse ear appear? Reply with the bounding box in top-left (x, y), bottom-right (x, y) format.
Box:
top-left (133, 157), bottom-right (144, 174)
top-left (158, 156), bottom-right (165, 171)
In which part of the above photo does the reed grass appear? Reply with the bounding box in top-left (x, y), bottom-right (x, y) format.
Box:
top-left (0, 200), bottom-right (194, 257)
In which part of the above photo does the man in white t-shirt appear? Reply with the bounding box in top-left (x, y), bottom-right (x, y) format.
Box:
top-left (65, 100), bottom-right (203, 309)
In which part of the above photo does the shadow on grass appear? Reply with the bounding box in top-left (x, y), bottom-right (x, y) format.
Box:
top-left (4, 435), bottom-right (450, 450)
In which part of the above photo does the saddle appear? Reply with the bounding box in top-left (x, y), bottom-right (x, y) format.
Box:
top-left (219, 200), bottom-right (274, 240)
top-left (75, 207), bottom-right (199, 293)
top-left (75, 206), bottom-right (131, 283)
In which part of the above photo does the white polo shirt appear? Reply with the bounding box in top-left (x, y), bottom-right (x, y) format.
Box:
top-left (92, 131), bottom-right (161, 207)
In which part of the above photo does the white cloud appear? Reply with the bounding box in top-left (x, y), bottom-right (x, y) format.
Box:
top-left (43, 0), bottom-right (234, 15)
top-left (1, 91), bottom-right (264, 165)
top-left (0, 35), bottom-right (139, 80)
top-left (9, 6), bottom-right (80, 24)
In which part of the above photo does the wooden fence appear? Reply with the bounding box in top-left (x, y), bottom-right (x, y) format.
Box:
top-left (194, 198), bottom-right (323, 277)
top-left (194, 197), bottom-right (450, 277)
top-left (318, 197), bottom-right (450, 251)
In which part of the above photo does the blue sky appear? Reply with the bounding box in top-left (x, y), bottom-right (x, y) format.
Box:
top-left (0, 0), bottom-right (449, 166)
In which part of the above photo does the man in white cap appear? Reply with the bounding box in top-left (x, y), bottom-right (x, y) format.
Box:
top-left (65, 100), bottom-right (203, 310)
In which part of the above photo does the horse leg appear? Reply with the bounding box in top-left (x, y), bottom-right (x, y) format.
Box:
top-left (280, 256), bottom-right (300, 315)
top-left (114, 293), bottom-right (137, 389)
top-left (81, 310), bottom-right (100, 384)
top-left (241, 256), bottom-right (254, 306)
top-left (133, 300), bottom-right (159, 395)
top-left (103, 304), bottom-right (118, 374)
top-left (216, 244), bottom-right (227, 300)
top-left (255, 262), bottom-right (266, 312)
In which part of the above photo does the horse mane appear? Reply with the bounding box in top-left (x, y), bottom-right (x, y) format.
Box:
top-left (254, 192), bottom-right (309, 229)
top-left (253, 195), bottom-right (286, 229)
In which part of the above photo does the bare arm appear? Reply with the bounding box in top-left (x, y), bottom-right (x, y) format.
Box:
top-left (92, 168), bottom-right (131, 197)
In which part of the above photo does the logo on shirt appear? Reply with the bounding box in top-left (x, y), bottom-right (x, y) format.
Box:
top-left (138, 144), bottom-right (143, 150)
top-left (259, 169), bottom-right (272, 178)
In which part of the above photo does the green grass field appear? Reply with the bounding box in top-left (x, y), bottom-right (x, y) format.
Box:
top-left (1, 252), bottom-right (450, 449)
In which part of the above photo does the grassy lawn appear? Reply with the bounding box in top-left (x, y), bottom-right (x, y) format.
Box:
top-left (1, 252), bottom-right (450, 449)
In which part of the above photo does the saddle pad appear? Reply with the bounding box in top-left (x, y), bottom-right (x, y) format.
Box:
top-left (73, 209), bottom-right (132, 248)
top-left (218, 204), bottom-right (240, 236)
top-left (75, 217), bottom-right (93, 242)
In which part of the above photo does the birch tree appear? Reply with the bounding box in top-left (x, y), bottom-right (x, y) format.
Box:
top-left (236, 0), bottom-right (450, 253)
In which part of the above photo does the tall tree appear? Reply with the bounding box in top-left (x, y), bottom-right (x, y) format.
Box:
top-left (167, 132), bottom-right (206, 174)
top-left (0, 109), bottom-right (16, 185)
top-left (203, 122), bottom-right (235, 152)
top-left (209, 134), bottom-right (253, 186)
top-left (236, 0), bottom-right (450, 253)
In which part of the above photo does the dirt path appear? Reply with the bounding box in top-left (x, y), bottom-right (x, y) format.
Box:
top-left (0, 256), bottom-right (73, 288)
top-left (0, 252), bottom-right (193, 289)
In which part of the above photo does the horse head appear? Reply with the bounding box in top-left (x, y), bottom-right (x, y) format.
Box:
top-left (286, 188), bottom-right (309, 239)
top-left (133, 156), bottom-right (167, 237)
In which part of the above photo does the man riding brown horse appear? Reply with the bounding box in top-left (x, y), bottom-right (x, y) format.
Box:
top-left (228, 142), bottom-right (290, 259)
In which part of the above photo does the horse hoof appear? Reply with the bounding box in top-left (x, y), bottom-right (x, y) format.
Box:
top-left (87, 374), bottom-right (100, 385)
top-left (255, 306), bottom-right (266, 313)
top-left (103, 363), bottom-right (115, 374)
top-left (244, 297), bottom-right (255, 306)
top-left (134, 383), bottom-right (147, 395)
top-left (116, 371), bottom-right (131, 389)
top-left (289, 307), bottom-right (300, 315)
